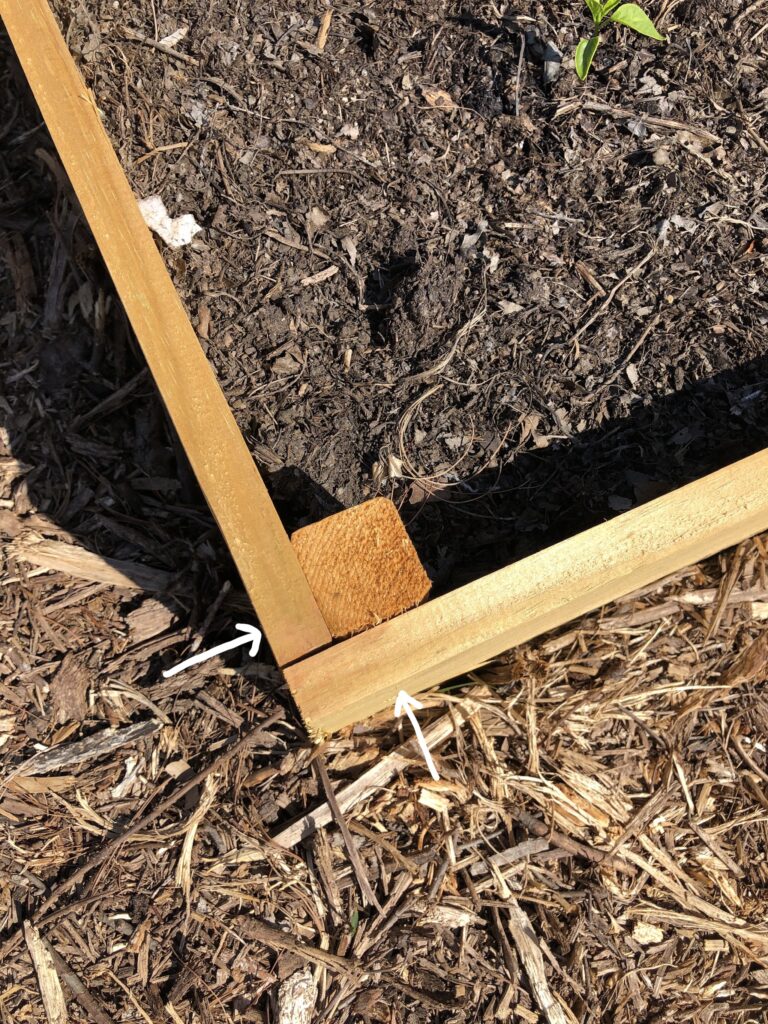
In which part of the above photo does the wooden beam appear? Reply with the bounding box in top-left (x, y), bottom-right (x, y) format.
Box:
top-left (285, 449), bottom-right (768, 736)
top-left (2, 0), bottom-right (331, 665)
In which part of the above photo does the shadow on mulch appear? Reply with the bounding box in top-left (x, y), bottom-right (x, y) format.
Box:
top-left (6, 267), bottom-right (767, 615)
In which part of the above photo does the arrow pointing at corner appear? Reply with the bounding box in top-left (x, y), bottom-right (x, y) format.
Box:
top-left (162, 623), bottom-right (262, 679)
top-left (394, 690), bottom-right (440, 781)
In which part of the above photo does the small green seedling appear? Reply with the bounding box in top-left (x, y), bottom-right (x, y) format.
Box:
top-left (576, 1), bottom-right (664, 80)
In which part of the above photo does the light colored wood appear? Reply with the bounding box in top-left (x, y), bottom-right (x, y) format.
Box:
top-left (11, 538), bottom-right (174, 591)
top-left (1, 0), bottom-right (330, 666)
top-left (504, 899), bottom-right (570, 1024)
top-left (286, 449), bottom-right (768, 735)
top-left (290, 498), bottom-right (431, 637)
top-left (23, 922), bottom-right (69, 1024)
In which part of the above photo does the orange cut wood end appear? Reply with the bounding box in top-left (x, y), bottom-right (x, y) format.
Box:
top-left (290, 497), bottom-right (431, 638)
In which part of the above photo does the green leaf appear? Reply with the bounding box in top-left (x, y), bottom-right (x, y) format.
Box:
top-left (601, 0), bottom-right (624, 13)
top-left (609, 3), bottom-right (665, 39)
top-left (349, 908), bottom-right (359, 937)
top-left (585, 0), bottom-right (602, 23)
top-left (575, 35), bottom-right (600, 79)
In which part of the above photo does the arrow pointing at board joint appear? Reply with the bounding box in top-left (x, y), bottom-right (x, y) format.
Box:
top-left (394, 690), bottom-right (440, 781)
top-left (162, 623), bottom-right (262, 679)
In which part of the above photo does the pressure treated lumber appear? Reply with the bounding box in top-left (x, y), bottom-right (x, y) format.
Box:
top-left (1, 0), bottom-right (331, 666)
top-left (285, 449), bottom-right (768, 735)
top-left (290, 498), bottom-right (431, 637)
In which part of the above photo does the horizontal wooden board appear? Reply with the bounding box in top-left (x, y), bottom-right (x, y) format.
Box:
top-left (286, 449), bottom-right (768, 735)
top-left (2, 0), bottom-right (331, 665)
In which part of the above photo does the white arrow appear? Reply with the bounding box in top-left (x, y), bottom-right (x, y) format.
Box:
top-left (394, 690), bottom-right (440, 781)
top-left (162, 623), bottom-right (262, 678)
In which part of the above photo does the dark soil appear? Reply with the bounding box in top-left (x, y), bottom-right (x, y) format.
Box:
top-left (44, 0), bottom-right (768, 587)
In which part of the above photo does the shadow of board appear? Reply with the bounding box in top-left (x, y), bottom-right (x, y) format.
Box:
top-left (3, 29), bottom-right (768, 625)
top-left (408, 353), bottom-right (768, 592)
top-left (0, 30), bottom-right (224, 643)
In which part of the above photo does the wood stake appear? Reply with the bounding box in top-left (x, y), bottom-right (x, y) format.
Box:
top-left (0, 0), bottom-right (330, 666)
top-left (291, 498), bottom-right (430, 637)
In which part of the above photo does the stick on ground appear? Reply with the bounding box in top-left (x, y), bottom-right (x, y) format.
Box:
top-left (505, 899), bottom-right (569, 1024)
top-left (23, 922), bottom-right (69, 1024)
top-left (314, 751), bottom-right (382, 912)
top-left (272, 701), bottom-right (475, 848)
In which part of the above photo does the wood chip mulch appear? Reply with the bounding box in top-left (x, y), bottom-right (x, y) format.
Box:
top-left (3, 526), bottom-right (768, 1022)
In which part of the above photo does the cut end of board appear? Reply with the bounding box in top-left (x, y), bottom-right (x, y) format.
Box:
top-left (290, 497), bottom-right (431, 639)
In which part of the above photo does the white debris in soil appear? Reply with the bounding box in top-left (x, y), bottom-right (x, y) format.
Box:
top-left (277, 966), bottom-right (317, 1024)
top-left (138, 195), bottom-right (203, 248)
top-left (158, 25), bottom-right (188, 47)
top-left (632, 922), bottom-right (665, 946)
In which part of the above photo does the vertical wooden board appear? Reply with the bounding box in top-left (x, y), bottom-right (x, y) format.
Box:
top-left (1, 0), bottom-right (331, 665)
top-left (286, 449), bottom-right (768, 735)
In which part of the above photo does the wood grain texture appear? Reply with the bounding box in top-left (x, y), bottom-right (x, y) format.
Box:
top-left (290, 498), bottom-right (431, 637)
top-left (1, 0), bottom-right (331, 665)
top-left (286, 449), bottom-right (768, 735)
top-left (23, 922), bottom-right (69, 1024)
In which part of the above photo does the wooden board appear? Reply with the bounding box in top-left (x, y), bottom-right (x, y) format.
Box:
top-left (291, 498), bottom-right (431, 637)
top-left (1, 0), bottom-right (331, 666)
top-left (285, 448), bottom-right (768, 736)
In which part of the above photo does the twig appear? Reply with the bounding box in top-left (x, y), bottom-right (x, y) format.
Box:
top-left (314, 752), bottom-right (382, 912)
top-left (71, 368), bottom-right (149, 429)
top-left (187, 580), bottom-right (231, 654)
top-left (569, 247), bottom-right (656, 357)
top-left (705, 542), bottom-right (748, 639)
top-left (730, 733), bottom-right (768, 787)
top-left (555, 98), bottom-right (722, 144)
top-left (512, 808), bottom-right (626, 868)
top-left (46, 941), bottom-right (116, 1024)
top-left (9, 719), bottom-right (161, 779)
top-left (733, 0), bottom-right (768, 28)
top-left (316, 8), bottom-right (333, 51)
top-left (505, 898), bottom-right (569, 1024)
top-left (121, 28), bottom-right (199, 66)
top-left (175, 773), bottom-right (219, 898)
top-left (105, 971), bottom-right (156, 1024)
top-left (597, 312), bottom-right (661, 391)
top-left (606, 777), bottom-right (673, 858)
top-left (348, 820), bottom-right (420, 876)
top-left (402, 302), bottom-right (486, 386)
top-left (686, 819), bottom-right (745, 879)
top-left (515, 32), bottom-right (525, 118)
top-left (271, 701), bottom-right (475, 848)
top-left (735, 93), bottom-right (768, 158)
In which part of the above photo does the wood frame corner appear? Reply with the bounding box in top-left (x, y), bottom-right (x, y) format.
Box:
top-left (9, 0), bottom-right (768, 736)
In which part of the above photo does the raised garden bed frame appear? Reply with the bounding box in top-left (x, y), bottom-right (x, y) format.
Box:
top-left (6, 0), bottom-right (768, 737)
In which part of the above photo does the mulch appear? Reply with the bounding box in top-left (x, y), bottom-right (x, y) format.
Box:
top-left (3, 1), bottom-right (768, 1021)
